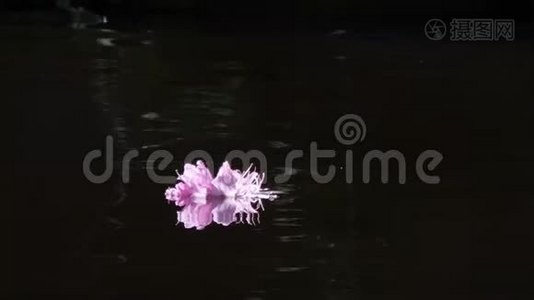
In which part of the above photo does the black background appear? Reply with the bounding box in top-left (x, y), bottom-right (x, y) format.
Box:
top-left (9, 1), bottom-right (534, 299)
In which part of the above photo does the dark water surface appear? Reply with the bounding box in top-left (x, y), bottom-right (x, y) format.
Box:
top-left (11, 23), bottom-right (534, 298)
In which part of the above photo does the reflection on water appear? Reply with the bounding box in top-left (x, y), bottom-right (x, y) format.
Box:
top-left (82, 25), bottom-right (362, 298)
top-left (18, 19), bottom-right (533, 298)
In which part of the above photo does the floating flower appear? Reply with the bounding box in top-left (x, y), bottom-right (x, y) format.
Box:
top-left (165, 161), bottom-right (277, 229)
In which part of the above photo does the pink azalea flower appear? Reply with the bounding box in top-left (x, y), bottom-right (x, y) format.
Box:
top-left (165, 161), bottom-right (277, 230)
